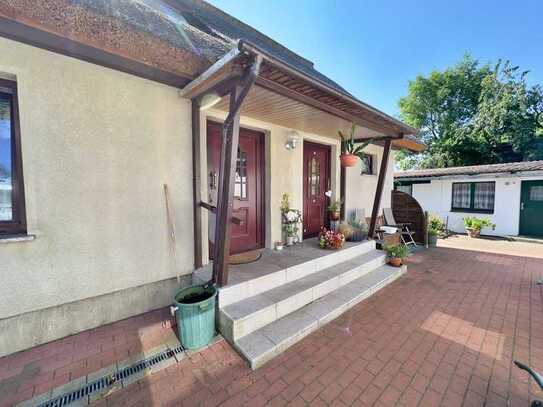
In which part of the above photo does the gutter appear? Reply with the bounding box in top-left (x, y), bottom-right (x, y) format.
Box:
top-left (394, 170), bottom-right (543, 181)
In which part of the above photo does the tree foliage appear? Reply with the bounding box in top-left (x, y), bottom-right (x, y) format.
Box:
top-left (397, 55), bottom-right (543, 169)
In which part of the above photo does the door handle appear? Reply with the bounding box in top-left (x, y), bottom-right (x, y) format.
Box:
top-left (521, 202), bottom-right (524, 210)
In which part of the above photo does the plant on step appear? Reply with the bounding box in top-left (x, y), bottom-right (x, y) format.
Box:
top-left (318, 227), bottom-right (345, 250)
top-left (280, 193), bottom-right (290, 214)
top-left (427, 214), bottom-right (445, 246)
top-left (348, 212), bottom-right (369, 233)
top-left (281, 193), bottom-right (301, 245)
top-left (327, 198), bottom-right (343, 221)
top-left (463, 216), bottom-right (495, 238)
top-left (338, 123), bottom-right (373, 167)
top-left (346, 212), bottom-right (368, 242)
top-left (384, 244), bottom-right (408, 267)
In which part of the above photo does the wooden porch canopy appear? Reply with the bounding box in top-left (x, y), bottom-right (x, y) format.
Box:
top-left (183, 40), bottom-right (423, 287)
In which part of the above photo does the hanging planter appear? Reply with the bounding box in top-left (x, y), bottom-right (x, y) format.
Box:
top-left (340, 153), bottom-right (359, 167)
top-left (338, 123), bottom-right (373, 168)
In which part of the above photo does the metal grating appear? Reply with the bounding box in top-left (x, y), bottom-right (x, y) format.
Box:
top-left (37, 345), bottom-right (185, 407)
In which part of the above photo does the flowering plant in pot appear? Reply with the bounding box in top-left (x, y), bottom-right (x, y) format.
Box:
top-left (338, 123), bottom-right (372, 167)
top-left (463, 217), bottom-right (495, 238)
top-left (318, 227), bottom-right (345, 249)
top-left (384, 244), bottom-right (408, 267)
top-left (281, 193), bottom-right (301, 245)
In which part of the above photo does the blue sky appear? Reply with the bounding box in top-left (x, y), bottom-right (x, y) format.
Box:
top-left (208, 0), bottom-right (543, 118)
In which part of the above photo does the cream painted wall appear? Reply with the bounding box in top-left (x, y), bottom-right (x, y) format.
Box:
top-left (0, 37), bottom-right (194, 319)
top-left (202, 110), bottom-right (341, 256)
top-left (344, 145), bottom-right (395, 222)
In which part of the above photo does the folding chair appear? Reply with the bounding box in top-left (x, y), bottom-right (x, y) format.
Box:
top-left (383, 208), bottom-right (416, 246)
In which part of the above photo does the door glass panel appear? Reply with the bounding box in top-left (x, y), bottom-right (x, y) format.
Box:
top-left (309, 156), bottom-right (320, 197)
top-left (529, 186), bottom-right (543, 201)
top-left (234, 149), bottom-right (247, 199)
top-left (0, 94), bottom-right (12, 221)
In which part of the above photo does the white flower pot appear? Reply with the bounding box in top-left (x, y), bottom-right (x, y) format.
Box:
top-left (286, 236), bottom-right (295, 246)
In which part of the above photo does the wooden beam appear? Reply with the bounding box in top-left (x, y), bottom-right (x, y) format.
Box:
top-left (368, 139), bottom-right (392, 238)
top-left (191, 100), bottom-right (203, 269)
top-left (199, 201), bottom-right (244, 226)
top-left (180, 48), bottom-right (242, 99)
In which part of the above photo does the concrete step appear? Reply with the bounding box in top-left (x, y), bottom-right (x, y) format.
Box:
top-left (219, 250), bottom-right (386, 342)
top-left (217, 240), bottom-right (377, 308)
top-left (233, 264), bottom-right (406, 370)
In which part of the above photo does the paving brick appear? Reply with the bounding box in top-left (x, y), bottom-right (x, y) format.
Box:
top-left (0, 247), bottom-right (540, 407)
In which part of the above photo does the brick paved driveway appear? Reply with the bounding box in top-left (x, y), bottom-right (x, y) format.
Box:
top-left (2, 246), bottom-right (543, 406)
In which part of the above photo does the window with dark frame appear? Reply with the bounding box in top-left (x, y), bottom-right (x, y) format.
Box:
top-left (360, 153), bottom-right (373, 175)
top-left (451, 182), bottom-right (495, 213)
top-left (0, 78), bottom-right (26, 235)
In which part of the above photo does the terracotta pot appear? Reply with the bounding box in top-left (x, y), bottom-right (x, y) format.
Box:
top-left (340, 154), bottom-right (358, 167)
top-left (388, 257), bottom-right (402, 267)
top-left (466, 227), bottom-right (480, 238)
top-left (329, 210), bottom-right (341, 221)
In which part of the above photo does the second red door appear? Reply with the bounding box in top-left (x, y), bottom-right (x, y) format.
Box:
top-left (303, 141), bottom-right (331, 238)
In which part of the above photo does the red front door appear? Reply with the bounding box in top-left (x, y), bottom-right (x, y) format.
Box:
top-left (207, 121), bottom-right (264, 254)
top-left (303, 142), bottom-right (331, 238)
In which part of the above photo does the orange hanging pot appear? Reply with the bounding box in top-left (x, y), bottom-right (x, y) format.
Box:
top-left (340, 153), bottom-right (358, 167)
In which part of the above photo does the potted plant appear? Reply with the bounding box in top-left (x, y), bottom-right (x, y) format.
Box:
top-left (384, 244), bottom-right (408, 267)
top-left (427, 214), bottom-right (445, 246)
top-left (281, 193), bottom-right (301, 245)
top-left (318, 227), bottom-right (345, 249)
top-left (347, 213), bottom-right (369, 241)
top-left (464, 217), bottom-right (495, 238)
top-left (338, 123), bottom-right (372, 167)
top-left (328, 199), bottom-right (342, 221)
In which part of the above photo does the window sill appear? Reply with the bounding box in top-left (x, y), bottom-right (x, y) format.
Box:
top-left (450, 209), bottom-right (494, 215)
top-left (0, 234), bottom-right (36, 244)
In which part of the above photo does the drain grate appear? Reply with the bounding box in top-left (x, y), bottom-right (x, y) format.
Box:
top-left (37, 345), bottom-right (185, 407)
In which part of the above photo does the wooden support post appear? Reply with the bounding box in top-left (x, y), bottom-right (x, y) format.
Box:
top-left (340, 143), bottom-right (346, 221)
top-left (212, 86), bottom-right (240, 286)
top-left (191, 100), bottom-right (203, 269)
top-left (210, 56), bottom-right (262, 287)
top-left (368, 138), bottom-right (392, 238)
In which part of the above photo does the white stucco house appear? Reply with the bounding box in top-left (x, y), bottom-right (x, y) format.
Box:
top-left (395, 161), bottom-right (543, 238)
top-left (0, 0), bottom-right (424, 360)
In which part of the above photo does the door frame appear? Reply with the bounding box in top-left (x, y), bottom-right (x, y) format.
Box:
top-left (519, 179), bottom-right (543, 237)
top-left (302, 140), bottom-right (331, 239)
top-left (206, 120), bottom-right (266, 254)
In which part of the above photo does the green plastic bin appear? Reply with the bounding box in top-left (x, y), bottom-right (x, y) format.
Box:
top-left (173, 285), bottom-right (217, 350)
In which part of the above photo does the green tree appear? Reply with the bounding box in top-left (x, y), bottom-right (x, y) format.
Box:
top-left (397, 55), bottom-right (543, 169)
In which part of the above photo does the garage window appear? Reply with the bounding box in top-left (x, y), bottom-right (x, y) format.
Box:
top-left (451, 182), bottom-right (495, 213)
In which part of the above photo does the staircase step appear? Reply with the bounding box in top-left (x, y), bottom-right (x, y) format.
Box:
top-left (217, 240), bottom-right (376, 307)
top-left (220, 250), bottom-right (386, 342)
top-left (234, 264), bottom-right (406, 369)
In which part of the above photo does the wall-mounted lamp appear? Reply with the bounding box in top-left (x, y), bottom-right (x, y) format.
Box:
top-left (199, 92), bottom-right (222, 111)
top-left (285, 131), bottom-right (300, 150)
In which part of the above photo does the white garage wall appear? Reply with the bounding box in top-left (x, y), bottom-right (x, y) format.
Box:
top-left (411, 175), bottom-right (542, 236)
